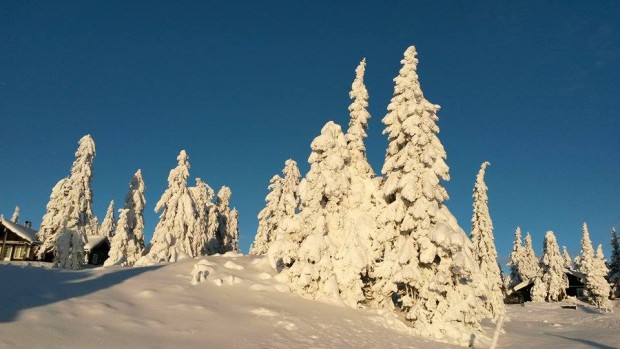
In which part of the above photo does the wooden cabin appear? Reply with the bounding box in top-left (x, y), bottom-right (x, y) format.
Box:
top-left (0, 217), bottom-right (40, 261)
top-left (84, 235), bottom-right (110, 265)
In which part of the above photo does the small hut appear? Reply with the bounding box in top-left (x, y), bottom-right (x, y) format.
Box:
top-left (0, 217), bottom-right (40, 261)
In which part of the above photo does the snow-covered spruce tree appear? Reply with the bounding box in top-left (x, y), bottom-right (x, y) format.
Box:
top-left (579, 223), bottom-right (611, 308)
top-left (68, 135), bottom-right (98, 236)
top-left (470, 162), bottom-right (504, 318)
top-left (137, 150), bottom-right (197, 265)
top-left (608, 227), bottom-right (620, 297)
top-left (99, 200), bottom-right (116, 238)
top-left (215, 186), bottom-right (239, 253)
top-left (287, 121), bottom-right (364, 305)
top-left (377, 46), bottom-right (489, 344)
top-left (532, 231), bottom-right (567, 302)
top-left (11, 205), bottom-right (19, 223)
top-left (189, 178), bottom-right (216, 256)
top-left (595, 245), bottom-right (611, 303)
top-left (251, 174), bottom-right (284, 255)
top-left (507, 227), bottom-right (524, 286)
top-left (265, 160), bottom-right (304, 269)
top-left (520, 233), bottom-right (541, 283)
top-left (252, 159), bottom-right (302, 256)
top-left (54, 203), bottom-right (87, 270)
top-left (346, 58), bottom-right (373, 179)
top-left (124, 169), bottom-right (146, 264)
top-left (104, 209), bottom-right (136, 266)
top-left (37, 178), bottom-right (71, 259)
top-left (562, 246), bottom-right (572, 270)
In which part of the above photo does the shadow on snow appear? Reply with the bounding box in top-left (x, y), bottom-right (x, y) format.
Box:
top-left (0, 263), bottom-right (161, 323)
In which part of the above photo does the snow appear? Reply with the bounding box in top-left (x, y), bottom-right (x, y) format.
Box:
top-left (84, 235), bottom-right (108, 251)
top-left (2, 257), bottom-right (619, 348)
top-left (0, 216), bottom-right (39, 243)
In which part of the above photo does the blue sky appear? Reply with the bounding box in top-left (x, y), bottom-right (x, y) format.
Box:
top-left (1, 1), bottom-right (618, 263)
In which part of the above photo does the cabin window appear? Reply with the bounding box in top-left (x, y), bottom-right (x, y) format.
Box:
top-left (13, 245), bottom-right (26, 260)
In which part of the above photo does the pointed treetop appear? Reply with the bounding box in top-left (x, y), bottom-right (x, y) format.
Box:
top-left (11, 205), bottom-right (20, 223)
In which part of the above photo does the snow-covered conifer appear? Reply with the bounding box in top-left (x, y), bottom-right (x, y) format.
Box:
top-left (10, 206), bottom-right (19, 223)
top-left (124, 169), bottom-right (146, 263)
top-left (104, 209), bottom-right (136, 266)
top-left (68, 135), bottom-right (97, 236)
top-left (520, 232), bottom-right (541, 282)
top-left (252, 160), bottom-right (302, 256)
top-left (215, 186), bottom-right (239, 253)
top-left (609, 227), bottom-right (620, 297)
top-left (377, 46), bottom-right (489, 344)
top-left (346, 58), bottom-right (373, 179)
top-left (579, 223), bottom-right (611, 308)
top-left (562, 246), bottom-right (572, 270)
top-left (532, 231), bottom-right (567, 302)
top-left (288, 121), bottom-right (362, 305)
top-left (37, 178), bottom-right (71, 259)
top-left (470, 162), bottom-right (504, 317)
top-left (54, 203), bottom-right (86, 270)
top-left (507, 227), bottom-right (524, 286)
top-left (189, 178), bottom-right (216, 256)
top-left (99, 201), bottom-right (116, 238)
top-left (251, 174), bottom-right (284, 255)
top-left (137, 150), bottom-right (197, 264)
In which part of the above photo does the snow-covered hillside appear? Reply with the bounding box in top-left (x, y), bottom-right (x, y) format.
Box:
top-left (1, 256), bottom-right (618, 348)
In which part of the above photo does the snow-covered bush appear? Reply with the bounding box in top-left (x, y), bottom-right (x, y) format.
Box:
top-left (216, 186), bottom-right (239, 253)
top-left (54, 204), bottom-right (86, 270)
top-left (124, 169), bottom-right (146, 264)
top-left (104, 209), bottom-right (136, 266)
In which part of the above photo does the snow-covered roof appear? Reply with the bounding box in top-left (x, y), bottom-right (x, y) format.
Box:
top-left (0, 217), bottom-right (39, 244)
top-left (84, 235), bottom-right (109, 251)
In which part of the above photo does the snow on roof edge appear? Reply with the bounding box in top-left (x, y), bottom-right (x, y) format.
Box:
top-left (0, 217), bottom-right (40, 244)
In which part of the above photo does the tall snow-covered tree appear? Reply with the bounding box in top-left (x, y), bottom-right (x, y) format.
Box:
top-left (608, 227), bottom-right (620, 296)
top-left (68, 134), bottom-right (98, 236)
top-left (287, 122), bottom-right (359, 305)
top-left (37, 178), bottom-right (71, 259)
top-left (521, 232), bottom-right (541, 282)
top-left (124, 169), bottom-right (146, 262)
top-left (251, 159), bottom-right (301, 256)
top-left (104, 209), bottom-right (137, 266)
top-left (189, 178), bottom-right (216, 256)
top-left (251, 175), bottom-right (284, 255)
top-left (99, 201), bottom-right (116, 238)
top-left (532, 231), bottom-right (567, 302)
top-left (507, 227), bottom-right (524, 286)
top-left (137, 150), bottom-right (197, 264)
top-left (562, 246), bottom-right (572, 270)
top-left (10, 206), bottom-right (19, 223)
top-left (578, 223), bottom-right (611, 308)
top-left (346, 58), bottom-right (373, 179)
top-left (469, 162), bottom-right (504, 318)
top-left (377, 46), bottom-right (489, 344)
top-left (215, 186), bottom-right (238, 253)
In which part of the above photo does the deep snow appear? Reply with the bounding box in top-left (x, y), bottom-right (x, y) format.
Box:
top-left (0, 256), bottom-right (618, 348)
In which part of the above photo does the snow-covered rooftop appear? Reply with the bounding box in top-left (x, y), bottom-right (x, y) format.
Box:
top-left (84, 235), bottom-right (109, 250)
top-left (0, 217), bottom-right (39, 244)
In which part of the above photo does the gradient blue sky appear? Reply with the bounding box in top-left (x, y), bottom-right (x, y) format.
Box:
top-left (1, 1), bottom-right (618, 264)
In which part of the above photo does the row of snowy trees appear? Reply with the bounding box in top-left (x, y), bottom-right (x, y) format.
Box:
top-left (34, 135), bottom-right (239, 269)
top-left (508, 223), bottom-right (617, 308)
top-left (250, 46), bottom-right (503, 345)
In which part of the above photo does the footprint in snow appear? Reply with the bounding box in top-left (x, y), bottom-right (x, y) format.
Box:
top-left (250, 307), bottom-right (279, 317)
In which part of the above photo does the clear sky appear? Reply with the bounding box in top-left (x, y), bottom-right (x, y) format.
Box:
top-left (1, 1), bottom-right (618, 264)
